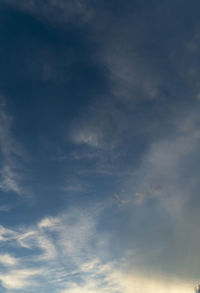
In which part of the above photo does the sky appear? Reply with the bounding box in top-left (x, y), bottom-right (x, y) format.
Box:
top-left (0, 0), bottom-right (200, 292)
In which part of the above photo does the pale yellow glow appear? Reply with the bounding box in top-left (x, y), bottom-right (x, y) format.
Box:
top-left (118, 272), bottom-right (194, 293)
top-left (61, 269), bottom-right (194, 293)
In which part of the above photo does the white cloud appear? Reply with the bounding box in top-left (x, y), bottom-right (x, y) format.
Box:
top-left (0, 269), bottom-right (41, 290)
top-left (107, 271), bottom-right (193, 293)
top-left (38, 217), bottom-right (60, 229)
top-left (0, 165), bottom-right (21, 194)
top-left (17, 231), bottom-right (37, 249)
top-left (0, 254), bottom-right (18, 266)
top-left (59, 263), bottom-right (193, 293)
top-left (0, 224), bottom-right (18, 242)
top-left (0, 205), bottom-right (197, 292)
top-left (0, 207), bottom-right (100, 290)
top-left (36, 234), bottom-right (57, 260)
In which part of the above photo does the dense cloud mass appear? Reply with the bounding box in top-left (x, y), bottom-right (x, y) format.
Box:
top-left (0, 0), bottom-right (199, 292)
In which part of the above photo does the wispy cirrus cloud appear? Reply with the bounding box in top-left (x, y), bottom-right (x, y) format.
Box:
top-left (0, 98), bottom-right (25, 195)
top-left (0, 206), bottom-right (194, 293)
top-left (0, 207), bottom-right (99, 291)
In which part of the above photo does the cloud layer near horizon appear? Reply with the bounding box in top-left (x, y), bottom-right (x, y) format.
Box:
top-left (0, 206), bottom-right (195, 293)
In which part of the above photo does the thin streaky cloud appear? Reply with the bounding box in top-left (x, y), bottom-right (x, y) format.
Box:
top-left (0, 99), bottom-right (25, 195)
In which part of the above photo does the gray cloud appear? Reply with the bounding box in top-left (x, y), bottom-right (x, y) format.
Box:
top-left (101, 105), bottom-right (200, 282)
top-left (64, 2), bottom-right (200, 284)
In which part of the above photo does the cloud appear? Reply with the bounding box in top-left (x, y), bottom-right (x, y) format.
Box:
top-left (0, 98), bottom-right (25, 195)
top-left (102, 37), bottom-right (161, 102)
top-left (0, 207), bottom-right (100, 291)
top-left (70, 98), bottom-right (127, 154)
top-left (90, 5), bottom-right (164, 104)
top-left (59, 264), bottom-right (193, 293)
top-left (115, 105), bottom-right (200, 207)
top-left (0, 269), bottom-right (41, 290)
top-left (102, 105), bottom-right (200, 282)
top-left (135, 192), bottom-right (146, 205)
top-left (0, 0), bottom-right (94, 25)
top-left (0, 204), bottom-right (197, 292)
top-left (18, 229), bottom-right (57, 261)
top-left (0, 2), bottom-right (199, 291)
top-left (68, 14), bottom-right (165, 154)
top-left (137, 110), bottom-right (200, 214)
top-left (71, 126), bottom-right (101, 148)
top-left (0, 254), bottom-right (18, 266)
top-left (0, 224), bottom-right (18, 242)
top-left (38, 217), bottom-right (60, 229)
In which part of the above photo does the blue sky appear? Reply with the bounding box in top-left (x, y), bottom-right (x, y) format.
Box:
top-left (0, 0), bottom-right (199, 292)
